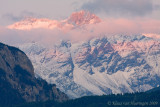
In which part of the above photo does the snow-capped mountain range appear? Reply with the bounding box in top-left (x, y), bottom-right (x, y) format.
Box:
top-left (7, 10), bottom-right (101, 30)
top-left (17, 34), bottom-right (160, 98)
top-left (7, 11), bottom-right (160, 98)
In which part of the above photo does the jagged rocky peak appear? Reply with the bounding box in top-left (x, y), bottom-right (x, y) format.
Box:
top-left (56, 40), bottom-right (71, 48)
top-left (67, 10), bottom-right (101, 25)
top-left (20, 17), bottom-right (38, 23)
top-left (7, 17), bottom-right (60, 30)
top-left (7, 10), bottom-right (101, 30)
top-left (0, 42), bottom-right (68, 106)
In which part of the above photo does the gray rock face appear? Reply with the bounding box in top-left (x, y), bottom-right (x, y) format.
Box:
top-left (0, 43), bottom-right (68, 106)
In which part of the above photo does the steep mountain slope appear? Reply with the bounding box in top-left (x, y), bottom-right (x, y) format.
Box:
top-left (0, 43), bottom-right (68, 106)
top-left (18, 34), bottom-right (160, 98)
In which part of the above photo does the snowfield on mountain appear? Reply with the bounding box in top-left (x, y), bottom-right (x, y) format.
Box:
top-left (18, 34), bottom-right (160, 98)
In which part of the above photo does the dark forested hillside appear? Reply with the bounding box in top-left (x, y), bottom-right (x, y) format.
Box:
top-left (15, 87), bottom-right (160, 107)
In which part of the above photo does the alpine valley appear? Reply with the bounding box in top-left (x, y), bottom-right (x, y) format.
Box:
top-left (7, 11), bottom-right (160, 99)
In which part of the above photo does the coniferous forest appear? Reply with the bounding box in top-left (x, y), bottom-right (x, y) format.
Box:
top-left (15, 87), bottom-right (160, 107)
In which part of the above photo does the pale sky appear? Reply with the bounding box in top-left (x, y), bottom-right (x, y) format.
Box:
top-left (0, 0), bottom-right (160, 25)
top-left (0, 0), bottom-right (89, 25)
top-left (0, 0), bottom-right (160, 46)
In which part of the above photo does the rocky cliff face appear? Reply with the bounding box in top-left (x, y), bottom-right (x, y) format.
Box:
top-left (0, 43), bottom-right (68, 106)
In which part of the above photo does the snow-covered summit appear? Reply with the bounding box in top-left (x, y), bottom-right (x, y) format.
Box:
top-left (7, 18), bottom-right (60, 30)
top-left (7, 11), bottom-right (101, 30)
top-left (67, 10), bottom-right (101, 26)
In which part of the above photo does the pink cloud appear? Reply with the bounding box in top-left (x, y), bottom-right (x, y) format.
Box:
top-left (66, 18), bottom-right (160, 42)
top-left (1, 17), bottom-right (160, 46)
top-left (140, 19), bottom-right (160, 34)
top-left (5, 10), bottom-right (160, 43)
top-left (85, 18), bottom-right (160, 35)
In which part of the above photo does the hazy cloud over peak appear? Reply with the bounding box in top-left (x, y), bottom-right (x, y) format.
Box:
top-left (81, 0), bottom-right (155, 17)
top-left (1, 11), bottom-right (44, 25)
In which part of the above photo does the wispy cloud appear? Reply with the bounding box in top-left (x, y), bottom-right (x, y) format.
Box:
top-left (1, 18), bottom-right (160, 46)
top-left (81, 0), bottom-right (154, 17)
top-left (1, 11), bottom-right (44, 25)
